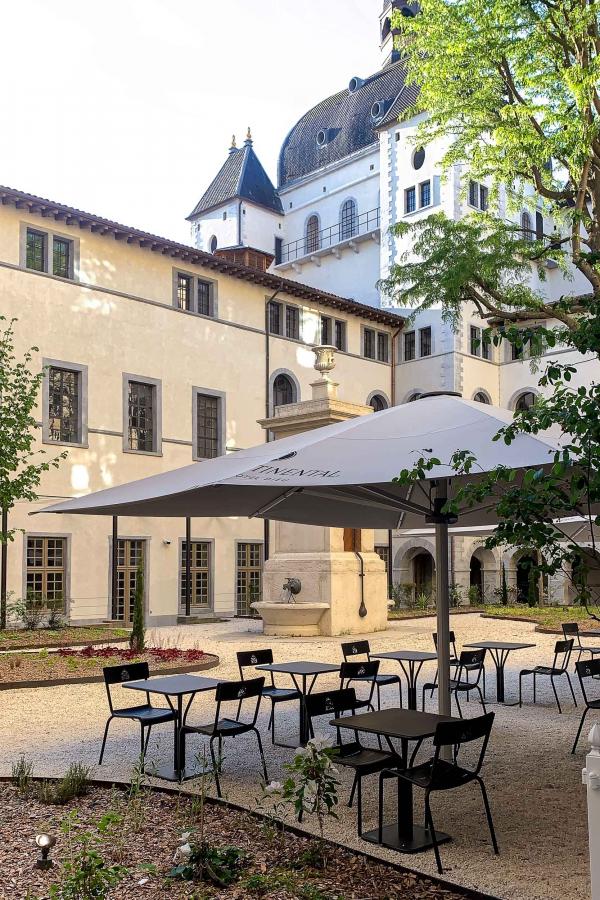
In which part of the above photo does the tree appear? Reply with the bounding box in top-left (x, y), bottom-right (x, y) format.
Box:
top-left (129, 561), bottom-right (145, 652)
top-left (383, 0), bottom-right (600, 613)
top-left (0, 318), bottom-right (65, 628)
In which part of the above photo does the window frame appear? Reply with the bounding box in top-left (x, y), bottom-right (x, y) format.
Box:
top-left (52, 235), bottom-right (73, 279)
top-left (235, 540), bottom-right (264, 617)
top-left (172, 269), bottom-right (217, 317)
top-left (42, 358), bottom-right (88, 448)
top-left (25, 228), bottom-right (47, 272)
top-left (404, 331), bottom-right (416, 361)
top-left (419, 180), bottom-right (431, 209)
top-left (419, 326), bottom-right (432, 357)
top-left (339, 198), bottom-right (358, 240)
top-left (285, 304), bottom-right (300, 340)
top-left (192, 386), bottom-right (226, 461)
top-left (305, 214), bottom-right (320, 254)
top-left (334, 318), bottom-right (347, 352)
top-left (272, 372), bottom-right (296, 409)
top-left (23, 533), bottom-right (70, 614)
top-left (404, 186), bottom-right (416, 215)
top-left (179, 537), bottom-right (214, 612)
top-left (122, 373), bottom-right (162, 456)
top-left (363, 327), bottom-right (376, 360)
top-left (377, 331), bottom-right (390, 362)
top-left (20, 223), bottom-right (79, 280)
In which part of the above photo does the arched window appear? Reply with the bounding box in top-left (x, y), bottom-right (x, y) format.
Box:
top-left (305, 215), bottom-right (320, 254)
top-left (515, 391), bottom-right (536, 411)
top-left (209, 235), bottom-right (218, 253)
top-left (521, 211), bottom-right (534, 242)
top-left (340, 199), bottom-right (358, 240)
top-left (273, 374), bottom-right (295, 408)
top-left (407, 392), bottom-right (422, 402)
top-left (369, 393), bottom-right (388, 412)
top-left (473, 391), bottom-right (490, 404)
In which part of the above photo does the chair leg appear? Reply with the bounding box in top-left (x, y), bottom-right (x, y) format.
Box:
top-left (209, 736), bottom-right (222, 798)
top-left (572, 706), bottom-right (590, 754)
top-left (518, 673), bottom-right (524, 708)
top-left (430, 669), bottom-right (438, 699)
top-left (476, 685), bottom-right (487, 714)
top-left (454, 689), bottom-right (463, 719)
top-left (477, 777), bottom-right (499, 856)
top-left (253, 727), bottom-right (269, 786)
top-left (98, 717), bottom-right (113, 766)
top-left (566, 673), bottom-right (578, 708)
top-left (482, 664), bottom-right (486, 700)
top-left (425, 793), bottom-right (443, 874)
top-left (376, 683), bottom-right (382, 711)
top-left (409, 739), bottom-right (423, 767)
top-left (348, 771), bottom-right (358, 807)
top-left (143, 725), bottom-right (152, 757)
top-left (533, 672), bottom-right (536, 705)
top-left (357, 774), bottom-right (363, 837)
top-left (398, 679), bottom-right (403, 708)
top-left (378, 773), bottom-right (385, 843)
top-left (550, 675), bottom-right (563, 714)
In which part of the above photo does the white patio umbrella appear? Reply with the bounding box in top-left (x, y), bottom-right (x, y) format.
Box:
top-left (42, 393), bottom-right (568, 716)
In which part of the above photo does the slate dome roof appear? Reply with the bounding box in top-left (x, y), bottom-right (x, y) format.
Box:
top-left (277, 60), bottom-right (418, 188)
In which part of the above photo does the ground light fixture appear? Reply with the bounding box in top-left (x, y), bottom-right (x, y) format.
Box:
top-left (34, 833), bottom-right (56, 869)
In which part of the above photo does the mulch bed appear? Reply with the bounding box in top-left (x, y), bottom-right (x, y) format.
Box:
top-left (0, 647), bottom-right (219, 689)
top-left (0, 782), bottom-right (483, 899)
top-left (388, 609), bottom-right (484, 620)
top-left (0, 625), bottom-right (131, 652)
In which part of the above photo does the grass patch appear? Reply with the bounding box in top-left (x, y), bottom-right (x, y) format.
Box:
top-left (482, 604), bottom-right (600, 631)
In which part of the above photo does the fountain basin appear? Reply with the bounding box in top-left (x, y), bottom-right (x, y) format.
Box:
top-left (251, 601), bottom-right (330, 636)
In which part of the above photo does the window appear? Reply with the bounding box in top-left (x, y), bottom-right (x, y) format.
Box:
top-left (535, 211), bottom-right (544, 241)
top-left (274, 236), bottom-right (283, 265)
top-left (210, 235), bottom-right (218, 253)
top-left (195, 392), bottom-right (221, 459)
top-left (408, 392), bottom-right (422, 402)
top-left (419, 180), bottom-right (431, 208)
top-left (268, 300), bottom-right (282, 334)
top-left (48, 367), bottom-right (80, 443)
top-left (480, 185), bottom-right (489, 211)
top-left (180, 541), bottom-right (211, 611)
top-left (26, 229), bottom-right (46, 272)
top-left (321, 315), bottom-right (332, 345)
top-left (236, 542), bottom-right (263, 616)
top-left (369, 394), bottom-right (388, 412)
top-left (377, 332), bottom-right (389, 362)
top-left (286, 305), bottom-right (300, 340)
top-left (468, 180), bottom-right (488, 211)
top-left (197, 279), bottom-right (212, 316)
top-left (521, 211), bottom-right (534, 241)
top-left (273, 373), bottom-right (295, 408)
top-left (112, 539), bottom-right (144, 622)
top-left (412, 147), bottom-right (425, 170)
top-left (126, 379), bottom-right (158, 453)
top-left (340, 199), bottom-right (358, 240)
top-left (470, 325), bottom-right (481, 356)
top-left (374, 543), bottom-right (390, 573)
top-left (177, 273), bottom-right (192, 310)
top-left (419, 326), bottom-right (432, 357)
top-left (363, 328), bottom-right (375, 359)
top-left (53, 236), bottom-right (72, 279)
top-left (26, 536), bottom-right (66, 609)
top-left (404, 331), bottom-right (416, 361)
top-left (405, 186), bottom-right (416, 214)
top-left (482, 331), bottom-right (491, 359)
top-left (334, 319), bottom-right (346, 351)
top-left (515, 391), bottom-right (536, 411)
top-left (474, 391), bottom-right (490, 404)
top-left (306, 214), bottom-right (320, 253)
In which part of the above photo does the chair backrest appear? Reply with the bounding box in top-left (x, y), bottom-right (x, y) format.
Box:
top-left (103, 661), bottom-right (150, 712)
top-left (433, 631), bottom-right (458, 656)
top-left (553, 639), bottom-right (574, 671)
top-left (341, 640), bottom-right (370, 661)
top-left (215, 676), bottom-right (265, 726)
top-left (305, 688), bottom-right (358, 745)
top-left (431, 712), bottom-right (495, 786)
top-left (562, 622), bottom-right (582, 647)
top-left (456, 648), bottom-right (486, 685)
top-left (339, 660), bottom-right (380, 704)
top-left (576, 657), bottom-right (600, 704)
top-left (236, 649), bottom-right (273, 678)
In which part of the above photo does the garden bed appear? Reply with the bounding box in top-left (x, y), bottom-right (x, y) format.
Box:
top-left (0, 780), bottom-right (490, 899)
top-left (388, 607), bottom-right (484, 620)
top-left (0, 625), bottom-right (130, 652)
top-left (481, 605), bottom-right (600, 634)
top-left (0, 646), bottom-right (219, 690)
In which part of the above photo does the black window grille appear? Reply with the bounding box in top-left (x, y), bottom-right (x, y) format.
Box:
top-left (469, 180), bottom-right (478, 207)
top-left (177, 273), bottom-right (192, 310)
top-left (273, 374), bottom-right (294, 407)
top-left (474, 391), bottom-right (490, 404)
top-left (321, 316), bottom-right (332, 345)
top-left (370, 394), bottom-right (387, 412)
top-left (334, 319), bottom-right (346, 351)
top-left (470, 325), bottom-right (481, 356)
top-left (48, 367), bottom-right (79, 443)
top-left (180, 541), bottom-right (210, 610)
top-left (535, 211), bottom-right (544, 240)
top-left (377, 332), bottom-right (389, 362)
top-left (419, 327), bottom-right (432, 357)
top-left (236, 542), bottom-right (262, 616)
top-left (375, 544), bottom-right (390, 573)
top-left (197, 279), bottom-right (211, 315)
top-left (268, 300), bottom-right (282, 334)
top-left (26, 229), bottom-right (46, 271)
top-left (340, 199), bottom-right (358, 240)
top-left (405, 186), bottom-right (416, 214)
top-left (286, 305), bottom-right (300, 339)
top-left (521, 211), bottom-right (534, 241)
top-left (516, 391), bottom-right (536, 411)
top-left (113, 538), bottom-right (144, 622)
top-left (482, 331), bottom-right (491, 359)
top-left (364, 328), bottom-right (375, 359)
top-left (480, 185), bottom-right (489, 211)
top-left (306, 215), bottom-right (320, 253)
top-left (53, 237), bottom-right (71, 279)
top-left (404, 331), bottom-right (416, 361)
top-left (128, 381), bottom-right (155, 452)
top-left (196, 393), bottom-right (220, 459)
top-left (420, 180), bottom-right (431, 207)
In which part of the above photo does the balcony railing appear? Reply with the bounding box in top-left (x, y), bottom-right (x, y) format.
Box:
top-left (279, 206), bottom-right (380, 264)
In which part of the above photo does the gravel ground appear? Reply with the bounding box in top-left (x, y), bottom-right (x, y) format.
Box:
top-left (0, 613), bottom-right (590, 900)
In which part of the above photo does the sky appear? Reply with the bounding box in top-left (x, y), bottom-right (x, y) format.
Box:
top-left (0, 0), bottom-right (383, 243)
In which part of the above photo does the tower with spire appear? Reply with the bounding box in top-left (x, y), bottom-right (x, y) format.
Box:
top-left (187, 130), bottom-right (284, 270)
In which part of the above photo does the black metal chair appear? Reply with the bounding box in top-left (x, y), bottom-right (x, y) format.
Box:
top-left (422, 649), bottom-right (487, 717)
top-left (431, 631), bottom-right (486, 699)
top-left (341, 640), bottom-right (403, 709)
top-left (339, 660), bottom-right (380, 712)
top-left (378, 712), bottom-right (498, 874)
top-left (236, 649), bottom-right (300, 747)
top-left (180, 676), bottom-right (268, 797)
top-left (519, 639), bottom-right (577, 714)
top-left (572, 658), bottom-right (600, 753)
top-left (562, 623), bottom-right (600, 666)
top-left (304, 688), bottom-right (395, 836)
top-left (99, 662), bottom-right (176, 767)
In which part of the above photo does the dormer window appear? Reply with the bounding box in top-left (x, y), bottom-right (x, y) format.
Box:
top-left (316, 129), bottom-right (328, 147)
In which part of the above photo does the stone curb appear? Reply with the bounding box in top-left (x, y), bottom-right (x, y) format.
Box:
top-left (480, 612), bottom-right (600, 636)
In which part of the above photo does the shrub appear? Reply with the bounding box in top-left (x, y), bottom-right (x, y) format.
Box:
top-left (10, 593), bottom-right (45, 630)
top-left (46, 603), bottom-right (64, 630)
top-left (129, 563), bottom-right (145, 653)
top-left (36, 763), bottom-right (91, 805)
top-left (48, 811), bottom-right (127, 899)
top-left (11, 755), bottom-right (33, 793)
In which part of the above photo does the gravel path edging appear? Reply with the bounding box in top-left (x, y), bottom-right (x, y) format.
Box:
top-left (0, 654), bottom-right (220, 690)
top-left (389, 609), bottom-right (484, 621)
top-left (0, 773), bottom-right (502, 900)
top-left (0, 637), bottom-right (130, 653)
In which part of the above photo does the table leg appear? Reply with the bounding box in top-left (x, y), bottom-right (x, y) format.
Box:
top-left (299, 675), bottom-right (308, 746)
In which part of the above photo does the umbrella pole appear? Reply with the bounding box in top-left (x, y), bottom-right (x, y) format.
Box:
top-left (434, 514), bottom-right (451, 719)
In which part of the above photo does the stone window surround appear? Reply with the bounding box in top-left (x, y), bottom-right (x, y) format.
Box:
top-left (22, 532), bottom-right (72, 618)
top-left (19, 221), bottom-right (79, 280)
top-left (122, 373), bottom-right (162, 456)
top-left (178, 535), bottom-right (215, 611)
top-left (171, 267), bottom-right (218, 318)
top-left (361, 325), bottom-right (392, 363)
top-left (400, 328), bottom-right (435, 362)
top-left (268, 298), bottom-right (303, 341)
top-left (320, 313), bottom-right (348, 352)
top-left (403, 180), bottom-right (432, 217)
top-left (42, 358), bottom-right (89, 448)
top-left (191, 386), bottom-right (226, 461)
top-left (268, 368), bottom-right (301, 416)
top-left (366, 390), bottom-right (391, 409)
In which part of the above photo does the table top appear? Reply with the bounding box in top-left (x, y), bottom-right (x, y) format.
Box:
top-left (463, 641), bottom-right (536, 651)
top-left (123, 674), bottom-right (223, 696)
top-left (256, 660), bottom-right (340, 676)
top-left (371, 650), bottom-right (437, 662)
top-left (331, 707), bottom-right (457, 740)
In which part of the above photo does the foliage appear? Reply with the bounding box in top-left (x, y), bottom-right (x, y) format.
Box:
top-left (449, 583), bottom-right (464, 608)
top-left (36, 763), bottom-right (91, 806)
top-left (10, 593), bottom-right (45, 630)
top-left (47, 810), bottom-right (127, 899)
top-left (494, 564), bottom-right (510, 607)
top-left (168, 841), bottom-right (247, 887)
top-left (11, 755), bottom-right (33, 793)
top-left (47, 604), bottom-right (64, 630)
top-left (129, 562), bottom-right (145, 653)
top-left (0, 318), bottom-right (66, 628)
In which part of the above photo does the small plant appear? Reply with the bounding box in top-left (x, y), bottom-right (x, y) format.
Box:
top-left (129, 562), bottom-right (145, 652)
top-left (415, 591), bottom-right (434, 610)
top-left (36, 763), bottom-right (91, 806)
top-left (11, 755), bottom-right (33, 792)
top-left (48, 810), bottom-right (127, 899)
top-left (10, 593), bottom-right (45, 630)
top-left (467, 584), bottom-right (482, 606)
top-left (46, 603), bottom-right (64, 630)
top-left (493, 563), bottom-right (510, 606)
top-left (169, 839), bottom-right (247, 887)
top-left (449, 583), bottom-right (464, 608)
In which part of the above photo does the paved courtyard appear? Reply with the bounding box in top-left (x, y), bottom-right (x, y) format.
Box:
top-left (0, 613), bottom-right (591, 900)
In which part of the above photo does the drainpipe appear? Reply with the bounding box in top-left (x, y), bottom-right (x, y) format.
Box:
top-left (390, 325), bottom-right (402, 407)
top-left (386, 325), bottom-right (402, 601)
top-left (264, 288), bottom-right (283, 561)
top-left (355, 551), bottom-right (367, 617)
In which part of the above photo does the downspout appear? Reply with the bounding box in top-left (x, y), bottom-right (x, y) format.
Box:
top-left (264, 288), bottom-right (283, 562)
top-left (390, 325), bottom-right (402, 407)
top-left (355, 551), bottom-right (367, 617)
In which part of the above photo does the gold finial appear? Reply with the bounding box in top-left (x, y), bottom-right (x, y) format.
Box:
top-left (229, 134), bottom-right (237, 155)
top-left (245, 126), bottom-right (252, 144)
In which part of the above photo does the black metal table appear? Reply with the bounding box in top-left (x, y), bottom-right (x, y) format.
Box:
top-left (123, 674), bottom-right (223, 781)
top-left (463, 641), bottom-right (535, 703)
top-left (256, 660), bottom-right (340, 746)
top-left (370, 650), bottom-right (437, 710)
top-left (331, 707), bottom-right (457, 853)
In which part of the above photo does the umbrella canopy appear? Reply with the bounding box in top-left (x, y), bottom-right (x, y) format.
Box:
top-left (42, 394), bottom-right (563, 527)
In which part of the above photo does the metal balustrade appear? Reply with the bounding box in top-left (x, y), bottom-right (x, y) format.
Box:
top-left (279, 207), bottom-right (380, 264)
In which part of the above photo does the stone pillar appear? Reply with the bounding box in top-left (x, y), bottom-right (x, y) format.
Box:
top-left (256, 346), bottom-right (388, 636)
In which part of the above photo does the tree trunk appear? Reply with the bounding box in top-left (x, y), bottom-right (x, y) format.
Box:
top-left (1, 506), bottom-right (8, 629)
